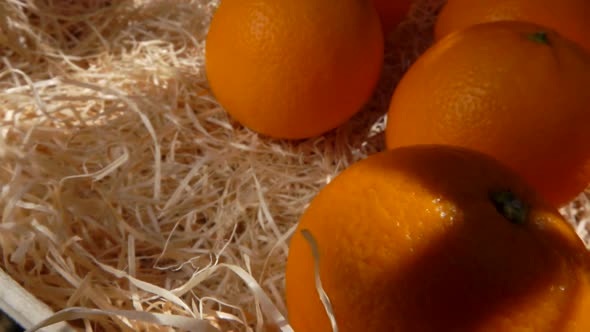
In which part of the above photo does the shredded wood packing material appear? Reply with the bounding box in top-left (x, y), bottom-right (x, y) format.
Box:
top-left (0, 0), bottom-right (589, 331)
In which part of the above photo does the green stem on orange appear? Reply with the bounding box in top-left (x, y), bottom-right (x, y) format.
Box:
top-left (489, 190), bottom-right (529, 225)
top-left (527, 31), bottom-right (550, 45)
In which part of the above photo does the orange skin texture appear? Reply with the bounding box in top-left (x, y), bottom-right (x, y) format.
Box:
top-left (434, 0), bottom-right (590, 52)
top-left (285, 145), bottom-right (590, 332)
top-left (372, 0), bottom-right (413, 34)
top-left (384, 21), bottom-right (590, 206)
top-left (205, 0), bottom-right (384, 139)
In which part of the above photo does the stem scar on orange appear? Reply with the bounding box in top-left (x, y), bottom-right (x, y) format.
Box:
top-left (384, 21), bottom-right (590, 206)
top-left (204, 0), bottom-right (384, 140)
top-left (434, 0), bottom-right (590, 53)
top-left (285, 144), bottom-right (590, 332)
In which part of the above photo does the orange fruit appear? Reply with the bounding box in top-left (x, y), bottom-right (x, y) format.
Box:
top-left (434, 0), bottom-right (590, 52)
top-left (286, 144), bottom-right (590, 332)
top-left (372, 0), bottom-right (413, 34)
top-left (384, 21), bottom-right (590, 206)
top-left (204, 0), bottom-right (384, 139)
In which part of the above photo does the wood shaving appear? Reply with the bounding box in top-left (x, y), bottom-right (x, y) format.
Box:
top-left (1, 0), bottom-right (589, 331)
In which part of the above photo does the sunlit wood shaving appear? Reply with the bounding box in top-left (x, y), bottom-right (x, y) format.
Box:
top-left (24, 307), bottom-right (219, 332)
top-left (300, 229), bottom-right (338, 332)
top-left (90, 256), bottom-right (196, 316)
top-left (1, 0), bottom-right (588, 331)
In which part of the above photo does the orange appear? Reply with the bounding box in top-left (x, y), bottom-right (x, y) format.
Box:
top-left (434, 0), bottom-right (590, 52)
top-left (286, 144), bottom-right (590, 332)
top-left (384, 21), bottom-right (590, 206)
top-left (204, 0), bottom-right (384, 139)
top-left (372, 0), bottom-right (413, 34)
